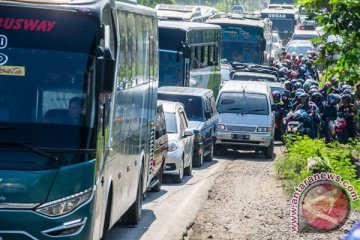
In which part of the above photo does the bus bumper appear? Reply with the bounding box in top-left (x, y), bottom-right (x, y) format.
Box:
top-left (0, 196), bottom-right (95, 240)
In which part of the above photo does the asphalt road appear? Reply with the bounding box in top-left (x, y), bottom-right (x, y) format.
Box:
top-left (105, 156), bottom-right (227, 240)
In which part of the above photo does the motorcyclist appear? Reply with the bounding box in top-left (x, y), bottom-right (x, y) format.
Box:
top-left (320, 81), bottom-right (332, 100)
top-left (281, 90), bottom-right (292, 111)
top-left (296, 93), bottom-right (318, 138)
top-left (338, 94), bottom-right (357, 141)
top-left (305, 60), bottom-right (319, 81)
top-left (321, 93), bottom-right (338, 142)
top-left (311, 92), bottom-right (325, 114)
top-left (330, 77), bottom-right (342, 94)
top-left (297, 66), bottom-right (307, 80)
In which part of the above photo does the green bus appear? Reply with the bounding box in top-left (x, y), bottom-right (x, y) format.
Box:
top-left (0, 0), bottom-right (158, 239)
top-left (158, 21), bottom-right (222, 97)
top-left (207, 16), bottom-right (271, 65)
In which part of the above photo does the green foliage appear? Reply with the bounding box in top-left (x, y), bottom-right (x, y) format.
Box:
top-left (275, 136), bottom-right (360, 211)
top-left (297, 0), bottom-right (360, 85)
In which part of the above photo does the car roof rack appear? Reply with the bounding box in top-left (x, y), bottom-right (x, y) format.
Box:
top-left (230, 63), bottom-right (279, 78)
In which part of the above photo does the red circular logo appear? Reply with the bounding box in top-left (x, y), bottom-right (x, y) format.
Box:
top-left (301, 182), bottom-right (350, 231)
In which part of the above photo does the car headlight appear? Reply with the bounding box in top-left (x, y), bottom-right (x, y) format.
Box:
top-left (217, 124), bottom-right (227, 131)
top-left (36, 188), bottom-right (93, 217)
top-left (168, 141), bottom-right (178, 152)
top-left (257, 127), bottom-right (272, 132)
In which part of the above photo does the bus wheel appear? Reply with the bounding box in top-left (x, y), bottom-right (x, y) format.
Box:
top-left (122, 167), bottom-right (143, 225)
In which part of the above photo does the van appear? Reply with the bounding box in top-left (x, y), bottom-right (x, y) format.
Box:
top-left (158, 86), bottom-right (218, 167)
top-left (215, 81), bottom-right (275, 158)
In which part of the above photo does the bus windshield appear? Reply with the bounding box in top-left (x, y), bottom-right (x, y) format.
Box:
top-left (221, 25), bottom-right (265, 64)
top-left (271, 19), bottom-right (294, 33)
top-left (159, 50), bottom-right (184, 87)
top-left (0, 6), bottom-right (98, 169)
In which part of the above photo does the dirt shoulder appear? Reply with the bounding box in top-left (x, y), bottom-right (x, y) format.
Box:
top-left (185, 145), bottom-right (360, 240)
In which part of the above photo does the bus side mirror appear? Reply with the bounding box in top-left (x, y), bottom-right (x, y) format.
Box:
top-left (183, 45), bottom-right (191, 59)
top-left (97, 25), bottom-right (115, 93)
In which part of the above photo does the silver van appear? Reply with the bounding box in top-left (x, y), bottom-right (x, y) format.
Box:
top-left (215, 81), bottom-right (275, 158)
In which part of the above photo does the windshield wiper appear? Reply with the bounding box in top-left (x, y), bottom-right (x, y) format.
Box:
top-left (0, 141), bottom-right (58, 161)
top-left (242, 108), bottom-right (266, 114)
top-left (222, 107), bottom-right (244, 112)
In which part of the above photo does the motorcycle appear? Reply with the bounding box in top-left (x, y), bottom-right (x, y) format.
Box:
top-left (274, 108), bottom-right (287, 141)
top-left (284, 109), bottom-right (312, 136)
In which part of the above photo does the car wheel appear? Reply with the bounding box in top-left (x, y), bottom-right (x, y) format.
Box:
top-left (204, 139), bottom-right (214, 162)
top-left (172, 159), bottom-right (184, 183)
top-left (184, 155), bottom-right (192, 176)
top-left (193, 150), bottom-right (203, 167)
top-left (264, 140), bottom-right (274, 159)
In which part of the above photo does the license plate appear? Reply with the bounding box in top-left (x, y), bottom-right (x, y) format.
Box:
top-left (232, 134), bottom-right (250, 140)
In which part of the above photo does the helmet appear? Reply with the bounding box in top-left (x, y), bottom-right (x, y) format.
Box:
top-left (308, 88), bottom-right (318, 96)
top-left (301, 58), bottom-right (308, 64)
top-left (298, 54), bottom-right (303, 58)
top-left (341, 94), bottom-right (351, 104)
top-left (299, 66), bottom-right (306, 74)
top-left (294, 82), bottom-right (302, 90)
top-left (282, 90), bottom-right (291, 99)
top-left (303, 82), bottom-right (311, 92)
top-left (291, 52), bottom-right (297, 58)
top-left (272, 90), bottom-right (281, 102)
top-left (284, 80), bottom-right (292, 89)
top-left (311, 92), bottom-right (323, 105)
top-left (331, 77), bottom-right (338, 85)
top-left (290, 71), bottom-right (298, 78)
top-left (324, 81), bottom-right (332, 88)
top-left (296, 89), bottom-right (305, 94)
top-left (285, 53), bottom-right (291, 60)
top-left (299, 93), bottom-right (310, 103)
top-left (306, 60), bottom-right (313, 66)
top-left (342, 84), bottom-right (352, 91)
top-left (279, 77), bottom-right (286, 83)
top-left (327, 93), bottom-right (337, 105)
top-left (342, 89), bottom-right (352, 95)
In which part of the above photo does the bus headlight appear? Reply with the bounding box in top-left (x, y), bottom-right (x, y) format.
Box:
top-left (36, 188), bottom-right (93, 217)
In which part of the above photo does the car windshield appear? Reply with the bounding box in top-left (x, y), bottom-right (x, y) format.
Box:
top-left (286, 45), bottom-right (313, 55)
top-left (217, 92), bottom-right (269, 115)
top-left (164, 112), bottom-right (177, 133)
top-left (158, 94), bottom-right (204, 121)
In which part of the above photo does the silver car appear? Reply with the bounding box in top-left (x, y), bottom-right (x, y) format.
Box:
top-left (215, 81), bottom-right (275, 159)
top-left (159, 100), bottom-right (194, 183)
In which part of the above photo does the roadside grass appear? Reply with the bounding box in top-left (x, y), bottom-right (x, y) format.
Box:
top-left (275, 135), bottom-right (360, 211)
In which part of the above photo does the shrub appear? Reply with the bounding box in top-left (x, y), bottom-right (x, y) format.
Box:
top-left (275, 136), bottom-right (360, 211)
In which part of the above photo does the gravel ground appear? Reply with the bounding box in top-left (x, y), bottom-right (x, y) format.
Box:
top-left (185, 145), bottom-right (360, 240)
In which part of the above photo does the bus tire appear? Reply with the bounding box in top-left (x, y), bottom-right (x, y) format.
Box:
top-left (122, 166), bottom-right (143, 225)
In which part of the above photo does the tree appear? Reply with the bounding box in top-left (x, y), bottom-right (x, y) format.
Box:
top-left (298, 0), bottom-right (360, 85)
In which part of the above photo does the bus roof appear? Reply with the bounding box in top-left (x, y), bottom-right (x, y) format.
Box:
top-left (158, 20), bottom-right (221, 31)
top-left (206, 17), bottom-right (264, 29)
top-left (260, 7), bottom-right (298, 14)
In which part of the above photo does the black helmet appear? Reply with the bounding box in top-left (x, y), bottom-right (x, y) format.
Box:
top-left (299, 93), bottom-right (310, 103)
top-left (311, 92), bottom-right (323, 105)
top-left (342, 89), bottom-right (352, 95)
top-left (331, 77), bottom-right (339, 85)
top-left (308, 88), bottom-right (318, 96)
top-left (341, 94), bottom-right (351, 104)
top-left (282, 90), bottom-right (291, 101)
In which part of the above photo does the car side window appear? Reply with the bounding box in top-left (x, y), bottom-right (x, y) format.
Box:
top-left (179, 111), bottom-right (188, 130)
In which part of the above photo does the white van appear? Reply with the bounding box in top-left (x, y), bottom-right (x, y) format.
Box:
top-left (215, 81), bottom-right (275, 158)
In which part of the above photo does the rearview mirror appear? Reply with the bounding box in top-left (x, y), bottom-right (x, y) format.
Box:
top-left (205, 111), bottom-right (211, 120)
top-left (183, 128), bottom-right (194, 138)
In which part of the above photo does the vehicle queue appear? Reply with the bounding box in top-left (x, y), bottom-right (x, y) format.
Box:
top-left (0, 0), bottom-right (358, 239)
